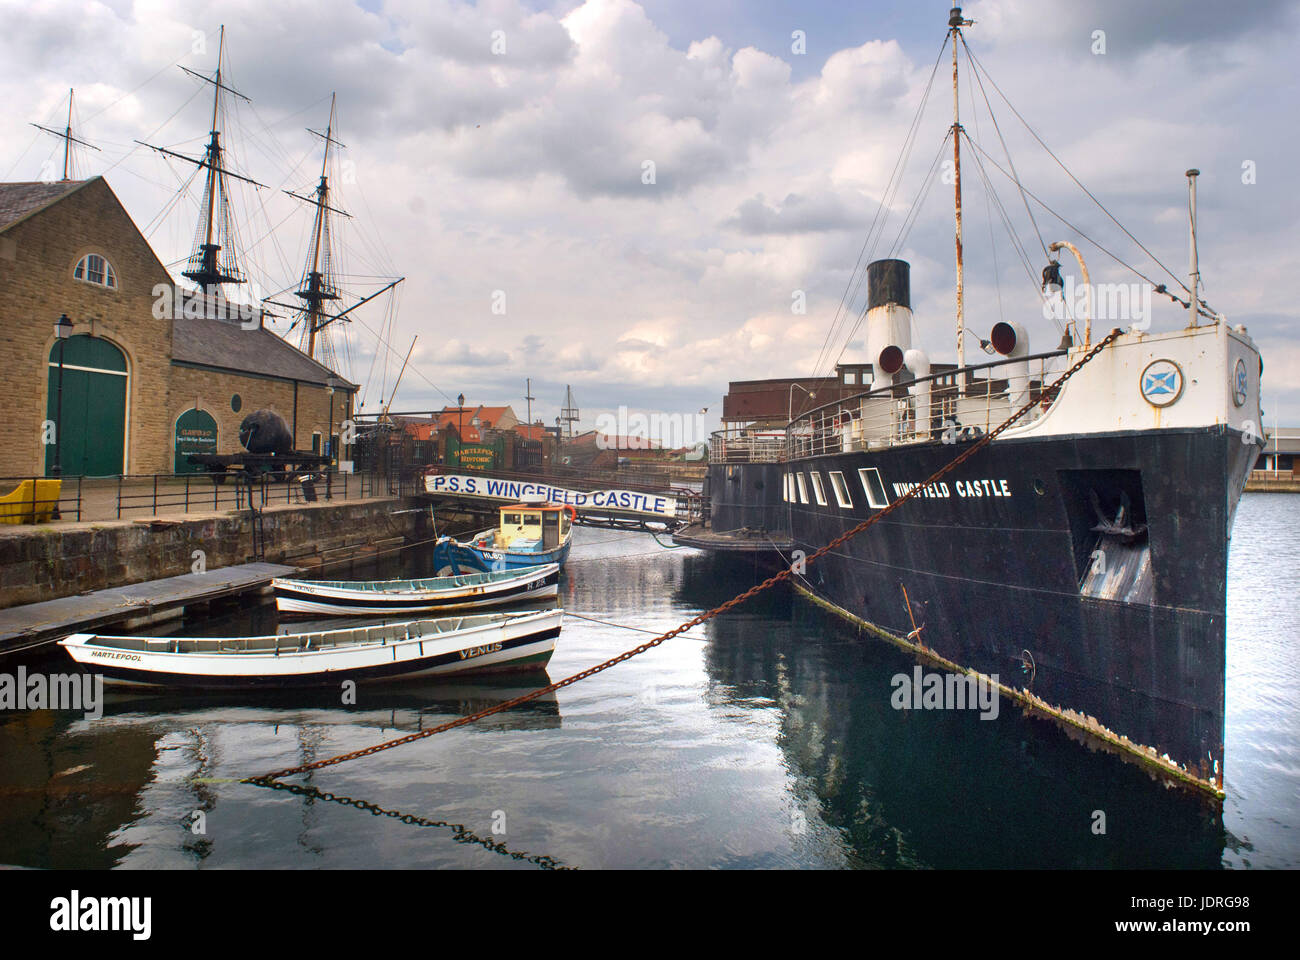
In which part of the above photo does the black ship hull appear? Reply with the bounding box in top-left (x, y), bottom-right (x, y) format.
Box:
top-left (707, 424), bottom-right (1257, 782)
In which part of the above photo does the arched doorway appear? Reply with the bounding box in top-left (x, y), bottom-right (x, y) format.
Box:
top-left (174, 408), bottom-right (219, 473)
top-left (45, 335), bottom-right (128, 477)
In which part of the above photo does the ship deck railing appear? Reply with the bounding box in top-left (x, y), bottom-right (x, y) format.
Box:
top-left (711, 350), bottom-right (1066, 464)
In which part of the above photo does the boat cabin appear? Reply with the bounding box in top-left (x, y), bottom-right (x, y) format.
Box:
top-left (496, 502), bottom-right (573, 552)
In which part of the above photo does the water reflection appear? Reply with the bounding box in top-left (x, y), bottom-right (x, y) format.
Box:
top-left (1, 510), bottom-right (1293, 869)
top-left (678, 551), bottom-right (1229, 868)
top-left (0, 677), bottom-right (561, 869)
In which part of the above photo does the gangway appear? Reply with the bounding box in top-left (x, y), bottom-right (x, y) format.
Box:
top-left (421, 466), bottom-right (704, 532)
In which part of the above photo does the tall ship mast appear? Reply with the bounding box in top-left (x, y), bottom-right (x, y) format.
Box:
top-left (272, 93), bottom-right (404, 368)
top-left (694, 8), bottom-right (1263, 799)
top-left (30, 88), bottom-right (101, 182)
top-left (138, 25), bottom-right (264, 297)
top-left (139, 31), bottom-right (403, 380)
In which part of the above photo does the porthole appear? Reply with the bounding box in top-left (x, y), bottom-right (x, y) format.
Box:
top-left (1032, 478), bottom-right (1046, 496)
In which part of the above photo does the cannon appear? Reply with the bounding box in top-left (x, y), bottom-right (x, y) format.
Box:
top-left (238, 410), bottom-right (294, 454)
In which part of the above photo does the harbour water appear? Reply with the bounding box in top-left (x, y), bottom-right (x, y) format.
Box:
top-left (0, 494), bottom-right (1295, 869)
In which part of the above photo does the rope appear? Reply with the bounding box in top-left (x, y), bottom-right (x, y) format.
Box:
top-left (565, 611), bottom-right (709, 642)
top-left (957, 33), bottom-right (1049, 262)
top-left (962, 38), bottom-right (1193, 299)
top-left (809, 33), bottom-right (951, 384)
top-left (244, 329), bottom-right (1122, 785)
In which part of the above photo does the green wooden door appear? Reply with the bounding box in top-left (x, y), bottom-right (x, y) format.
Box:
top-left (174, 408), bottom-right (219, 473)
top-left (45, 336), bottom-right (127, 477)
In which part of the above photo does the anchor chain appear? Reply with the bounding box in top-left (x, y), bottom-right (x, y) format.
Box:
top-left (244, 777), bottom-right (572, 870)
top-left (246, 329), bottom-right (1123, 783)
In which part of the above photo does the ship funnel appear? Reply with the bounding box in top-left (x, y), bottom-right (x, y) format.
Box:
top-left (866, 259), bottom-right (913, 389)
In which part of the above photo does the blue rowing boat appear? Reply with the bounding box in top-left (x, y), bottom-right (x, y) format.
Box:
top-left (435, 501), bottom-right (574, 574)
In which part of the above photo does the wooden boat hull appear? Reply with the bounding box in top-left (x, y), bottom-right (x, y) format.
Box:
top-left (59, 609), bottom-right (562, 689)
top-left (434, 535), bottom-right (572, 575)
top-left (272, 564), bottom-right (560, 616)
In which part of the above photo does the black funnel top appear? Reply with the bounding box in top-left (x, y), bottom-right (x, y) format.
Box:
top-left (867, 259), bottom-right (911, 311)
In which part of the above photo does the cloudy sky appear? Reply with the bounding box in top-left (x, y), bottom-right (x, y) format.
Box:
top-left (3, 0), bottom-right (1298, 437)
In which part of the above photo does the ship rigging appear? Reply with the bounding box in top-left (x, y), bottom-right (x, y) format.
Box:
top-left (137, 27), bottom-right (403, 382)
top-left (698, 7), bottom-right (1264, 796)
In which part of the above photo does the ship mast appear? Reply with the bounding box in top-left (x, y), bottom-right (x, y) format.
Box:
top-left (30, 89), bottom-right (100, 181)
top-left (949, 6), bottom-right (973, 373)
top-left (294, 93), bottom-right (346, 361)
top-left (269, 93), bottom-right (405, 367)
top-left (137, 24), bottom-right (265, 295)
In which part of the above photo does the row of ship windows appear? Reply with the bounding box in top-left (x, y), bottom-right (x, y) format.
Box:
top-left (782, 467), bottom-right (890, 510)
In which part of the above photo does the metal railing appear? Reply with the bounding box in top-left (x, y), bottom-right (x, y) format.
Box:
top-left (711, 349), bottom-right (1068, 464)
top-left (109, 469), bottom-right (391, 518)
top-left (709, 428), bottom-right (786, 464)
top-left (0, 469), bottom-right (407, 525)
top-left (0, 475), bottom-right (83, 523)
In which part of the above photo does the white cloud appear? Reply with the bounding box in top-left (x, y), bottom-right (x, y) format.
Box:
top-left (2, 0), bottom-right (1297, 425)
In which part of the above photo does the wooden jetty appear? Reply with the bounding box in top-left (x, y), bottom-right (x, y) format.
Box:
top-left (0, 561), bottom-right (296, 656)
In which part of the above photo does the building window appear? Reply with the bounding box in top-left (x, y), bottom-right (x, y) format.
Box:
top-left (231, 394), bottom-right (242, 413)
top-left (829, 471), bottom-right (853, 508)
top-left (858, 467), bottom-right (890, 509)
top-left (809, 472), bottom-right (828, 506)
top-left (73, 254), bottom-right (117, 289)
top-left (844, 371), bottom-right (856, 385)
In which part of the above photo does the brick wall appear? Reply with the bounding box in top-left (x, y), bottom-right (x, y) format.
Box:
top-left (0, 178), bottom-right (175, 476)
top-left (0, 178), bottom-right (356, 479)
top-left (168, 365), bottom-right (352, 461)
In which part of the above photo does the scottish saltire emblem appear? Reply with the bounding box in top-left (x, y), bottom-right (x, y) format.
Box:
top-left (1140, 359), bottom-right (1183, 407)
top-left (1233, 358), bottom-right (1248, 407)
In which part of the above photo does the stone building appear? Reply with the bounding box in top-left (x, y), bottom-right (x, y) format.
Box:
top-left (0, 177), bottom-right (356, 479)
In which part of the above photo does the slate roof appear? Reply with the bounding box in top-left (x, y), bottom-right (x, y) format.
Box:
top-left (0, 180), bottom-right (91, 232)
top-left (171, 314), bottom-right (357, 390)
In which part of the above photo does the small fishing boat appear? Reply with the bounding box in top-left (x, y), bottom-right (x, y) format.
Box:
top-left (272, 562), bottom-right (560, 616)
top-left (434, 501), bottom-right (575, 575)
top-left (59, 608), bottom-right (562, 688)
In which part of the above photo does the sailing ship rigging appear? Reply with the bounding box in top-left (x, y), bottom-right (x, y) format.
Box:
top-left (29, 88), bottom-right (100, 182)
top-left (136, 27), bottom-right (402, 379)
top-left (137, 25), bottom-right (264, 297)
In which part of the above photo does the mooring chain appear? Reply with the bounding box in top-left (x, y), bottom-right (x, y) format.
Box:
top-left (246, 329), bottom-right (1122, 784)
top-left (248, 778), bottom-right (571, 870)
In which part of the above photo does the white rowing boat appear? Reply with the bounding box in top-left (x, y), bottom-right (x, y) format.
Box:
top-left (273, 563), bottom-right (559, 615)
top-left (59, 608), bottom-right (562, 689)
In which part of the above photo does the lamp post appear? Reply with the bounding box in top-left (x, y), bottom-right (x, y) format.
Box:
top-left (326, 377), bottom-right (343, 463)
top-left (1047, 240), bottom-right (1091, 349)
top-left (51, 314), bottom-right (73, 478)
top-left (456, 393), bottom-right (465, 467)
top-left (788, 382), bottom-right (816, 423)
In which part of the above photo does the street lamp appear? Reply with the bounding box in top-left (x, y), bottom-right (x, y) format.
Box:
top-left (326, 377), bottom-right (343, 463)
top-left (456, 393), bottom-right (465, 466)
top-left (788, 382), bottom-right (816, 423)
top-left (51, 314), bottom-right (73, 478)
